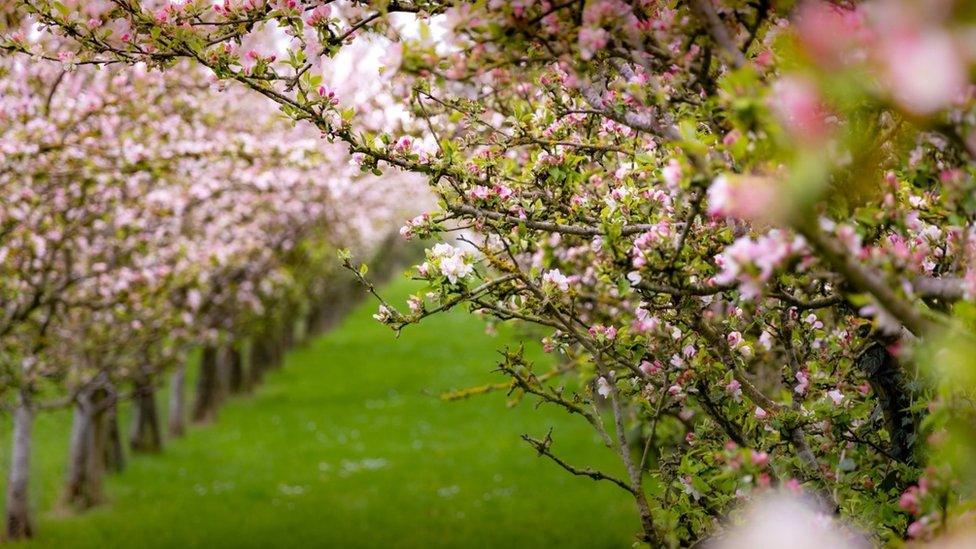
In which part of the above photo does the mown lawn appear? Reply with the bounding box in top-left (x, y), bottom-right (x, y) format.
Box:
top-left (1, 279), bottom-right (636, 547)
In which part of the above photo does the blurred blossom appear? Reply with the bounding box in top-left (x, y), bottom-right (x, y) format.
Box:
top-left (876, 24), bottom-right (966, 115)
top-left (796, 1), bottom-right (869, 67)
top-left (709, 492), bottom-right (868, 549)
top-left (769, 75), bottom-right (831, 144)
top-left (707, 174), bottom-right (785, 223)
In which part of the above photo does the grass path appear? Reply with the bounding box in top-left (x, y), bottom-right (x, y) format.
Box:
top-left (3, 279), bottom-right (636, 547)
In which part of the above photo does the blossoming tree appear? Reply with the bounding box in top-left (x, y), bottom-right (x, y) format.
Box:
top-left (9, 0), bottom-right (976, 545)
top-left (0, 8), bottom-right (426, 537)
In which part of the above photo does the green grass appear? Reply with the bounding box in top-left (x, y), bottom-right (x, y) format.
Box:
top-left (2, 279), bottom-right (637, 547)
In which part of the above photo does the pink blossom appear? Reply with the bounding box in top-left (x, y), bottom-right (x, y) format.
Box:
top-left (633, 305), bottom-right (660, 333)
top-left (878, 26), bottom-right (966, 115)
top-left (726, 379), bottom-right (742, 402)
top-left (804, 313), bottom-right (824, 330)
top-left (662, 159), bottom-right (682, 188)
top-left (372, 304), bottom-right (393, 323)
top-left (769, 75), bottom-right (830, 143)
top-left (714, 231), bottom-right (807, 299)
top-left (795, 371), bottom-right (809, 395)
top-left (899, 487), bottom-right (920, 514)
top-left (317, 85), bottom-right (338, 105)
top-left (578, 27), bottom-right (609, 60)
top-left (589, 324), bottom-right (617, 340)
top-left (796, 1), bottom-right (868, 68)
top-left (706, 174), bottom-right (783, 222)
top-left (469, 185), bottom-right (492, 200)
top-left (542, 269), bottom-right (571, 292)
top-left (394, 136), bottom-right (413, 153)
top-left (306, 5), bottom-right (331, 26)
top-left (639, 360), bottom-right (661, 376)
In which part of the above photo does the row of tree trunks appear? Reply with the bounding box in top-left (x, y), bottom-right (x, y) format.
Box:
top-left (4, 232), bottom-right (420, 540)
top-left (2, 320), bottom-right (299, 541)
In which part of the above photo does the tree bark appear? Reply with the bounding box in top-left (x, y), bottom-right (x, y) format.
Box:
top-left (130, 375), bottom-right (162, 453)
top-left (272, 329), bottom-right (284, 368)
top-left (226, 344), bottom-right (244, 394)
top-left (6, 392), bottom-right (34, 540)
top-left (246, 335), bottom-right (268, 390)
top-left (168, 365), bottom-right (186, 437)
top-left (214, 345), bottom-right (231, 399)
top-left (64, 384), bottom-right (110, 509)
top-left (65, 398), bottom-right (91, 506)
top-left (269, 326), bottom-right (285, 369)
top-left (104, 400), bottom-right (125, 473)
top-left (192, 346), bottom-right (221, 423)
top-left (858, 340), bottom-right (919, 464)
top-left (280, 318), bottom-right (295, 355)
top-left (307, 301), bottom-right (326, 336)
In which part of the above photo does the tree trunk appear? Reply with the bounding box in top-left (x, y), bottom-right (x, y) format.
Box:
top-left (130, 375), bottom-right (162, 453)
top-left (192, 346), bottom-right (221, 423)
top-left (215, 346), bottom-right (231, 400)
top-left (246, 336), bottom-right (267, 391)
top-left (6, 392), bottom-right (34, 540)
top-left (294, 312), bottom-right (309, 347)
top-left (280, 319), bottom-right (295, 355)
top-left (64, 398), bottom-right (91, 506)
top-left (307, 302), bottom-right (325, 336)
top-left (168, 365), bottom-right (186, 437)
top-left (857, 340), bottom-right (918, 464)
top-left (226, 345), bottom-right (244, 394)
top-left (64, 385), bottom-right (110, 509)
top-left (104, 400), bottom-right (125, 473)
top-left (271, 326), bottom-right (285, 369)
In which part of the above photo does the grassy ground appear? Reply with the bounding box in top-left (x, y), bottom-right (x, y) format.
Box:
top-left (1, 279), bottom-right (636, 547)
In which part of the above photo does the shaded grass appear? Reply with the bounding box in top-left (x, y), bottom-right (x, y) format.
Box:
top-left (2, 279), bottom-right (636, 547)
